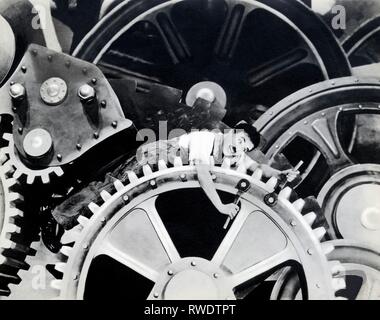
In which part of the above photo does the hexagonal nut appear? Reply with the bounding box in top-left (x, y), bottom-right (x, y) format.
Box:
top-left (9, 83), bottom-right (26, 100)
top-left (78, 84), bottom-right (96, 102)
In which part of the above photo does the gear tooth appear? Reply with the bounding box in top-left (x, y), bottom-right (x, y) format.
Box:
top-left (41, 173), bottom-right (50, 184)
top-left (174, 157), bottom-right (183, 167)
top-left (51, 279), bottom-right (63, 290)
top-left (329, 261), bottom-right (345, 277)
top-left (293, 199), bottom-right (305, 212)
top-left (0, 287), bottom-right (11, 296)
top-left (54, 262), bottom-right (66, 273)
top-left (78, 215), bottom-right (90, 227)
top-left (158, 159), bottom-right (167, 170)
top-left (100, 190), bottom-right (112, 202)
top-left (4, 224), bottom-right (21, 234)
top-left (60, 245), bottom-right (73, 257)
top-left (88, 202), bottom-right (100, 214)
top-left (8, 208), bottom-right (24, 218)
top-left (26, 174), bottom-right (35, 184)
top-left (113, 179), bottom-right (124, 192)
top-left (332, 277), bottom-right (346, 291)
top-left (1, 162), bottom-right (14, 175)
top-left (2, 133), bottom-right (12, 142)
top-left (13, 169), bottom-right (22, 181)
top-left (221, 157), bottom-right (231, 169)
top-left (0, 272), bottom-right (21, 284)
top-left (54, 167), bottom-right (64, 177)
top-left (61, 226), bottom-right (82, 244)
top-left (279, 187), bottom-right (292, 200)
top-left (252, 168), bottom-right (263, 180)
top-left (127, 171), bottom-right (138, 183)
top-left (0, 149), bottom-right (8, 164)
top-left (265, 177), bottom-right (278, 190)
top-left (322, 243), bottom-right (335, 255)
top-left (143, 165), bottom-right (153, 176)
top-left (313, 227), bottom-right (326, 241)
top-left (303, 212), bottom-right (317, 226)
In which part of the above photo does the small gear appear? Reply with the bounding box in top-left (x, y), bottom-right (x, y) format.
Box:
top-left (0, 148), bottom-right (36, 296)
top-left (52, 156), bottom-right (345, 300)
top-left (271, 239), bottom-right (380, 300)
top-left (0, 133), bottom-right (64, 185)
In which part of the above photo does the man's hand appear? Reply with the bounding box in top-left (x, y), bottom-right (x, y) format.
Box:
top-left (219, 203), bottom-right (240, 219)
top-left (282, 169), bottom-right (300, 182)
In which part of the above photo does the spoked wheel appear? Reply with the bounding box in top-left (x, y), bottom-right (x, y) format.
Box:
top-left (271, 240), bottom-right (380, 300)
top-left (52, 160), bottom-right (345, 300)
top-left (254, 76), bottom-right (380, 248)
top-left (343, 16), bottom-right (380, 66)
top-left (73, 0), bottom-right (351, 125)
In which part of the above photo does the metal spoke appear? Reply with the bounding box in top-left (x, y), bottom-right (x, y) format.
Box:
top-left (97, 240), bottom-right (160, 282)
top-left (147, 12), bottom-right (191, 64)
top-left (211, 200), bottom-right (251, 265)
top-left (136, 196), bottom-right (181, 263)
top-left (248, 46), bottom-right (315, 87)
top-left (298, 110), bottom-right (354, 171)
top-left (214, 3), bottom-right (248, 60)
top-left (229, 246), bottom-right (295, 287)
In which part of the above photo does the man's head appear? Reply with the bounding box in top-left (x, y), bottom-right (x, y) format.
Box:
top-left (223, 123), bottom-right (261, 157)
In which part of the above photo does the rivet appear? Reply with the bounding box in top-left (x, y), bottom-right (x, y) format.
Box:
top-left (91, 78), bottom-right (97, 85)
top-left (100, 100), bottom-right (107, 108)
top-left (83, 244), bottom-right (88, 250)
top-left (359, 104), bottom-right (363, 109)
top-left (153, 293), bottom-right (159, 298)
top-left (65, 61), bottom-right (71, 67)
top-left (57, 154), bottom-right (63, 161)
top-left (21, 65), bottom-right (27, 73)
top-left (304, 121), bottom-right (308, 125)
top-left (73, 274), bottom-right (78, 281)
top-left (47, 55), bottom-right (52, 61)
top-left (82, 68), bottom-right (88, 74)
top-left (331, 81), bottom-right (335, 86)
top-left (150, 180), bottom-right (156, 187)
top-left (339, 107), bottom-right (343, 111)
top-left (180, 173), bottom-right (186, 180)
top-left (112, 121), bottom-right (118, 128)
top-left (93, 132), bottom-right (99, 139)
top-left (168, 270), bottom-right (173, 276)
top-left (213, 273), bottom-right (219, 279)
top-left (32, 49), bottom-right (38, 56)
top-left (316, 283), bottom-right (321, 289)
top-left (307, 249), bottom-right (313, 255)
top-left (290, 220), bottom-right (297, 227)
top-left (76, 143), bottom-right (82, 151)
top-left (17, 127), bottom-right (23, 134)
top-left (211, 174), bottom-right (216, 181)
top-left (275, 145), bottom-right (279, 149)
top-left (100, 218), bottom-right (106, 224)
top-left (321, 112), bottom-right (325, 117)
top-left (191, 261), bottom-right (196, 267)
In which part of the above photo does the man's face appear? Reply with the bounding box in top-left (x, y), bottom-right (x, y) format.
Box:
top-left (223, 130), bottom-right (254, 157)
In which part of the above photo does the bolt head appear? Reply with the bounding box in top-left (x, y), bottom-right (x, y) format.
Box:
top-left (78, 84), bottom-right (96, 101)
top-left (191, 261), bottom-right (196, 267)
top-left (9, 83), bottom-right (26, 100)
top-left (168, 270), bottom-right (174, 276)
top-left (23, 128), bottom-right (53, 158)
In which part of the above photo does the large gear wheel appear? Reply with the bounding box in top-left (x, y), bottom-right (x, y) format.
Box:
top-left (271, 240), bottom-right (380, 300)
top-left (0, 145), bottom-right (36, 296)
top-left (254, 76), bottom-right (380, 248)
top-left (52, 158), bottom-right (345, 300)
top-left (72, 0), bottom-right (351, 124)
top-left (0, 133), bottom-right (64, 185)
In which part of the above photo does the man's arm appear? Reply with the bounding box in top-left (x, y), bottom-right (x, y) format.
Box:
top-left (196, 164), bottom-right (239, 219)
top-left (245, 157), bottom-right (299, 181)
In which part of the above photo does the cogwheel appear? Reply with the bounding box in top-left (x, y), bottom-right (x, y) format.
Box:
top-left (0, 152), bottom-right (36, 296)
top-left (271, 239), bottom-right (380, 300)
top-left (52, 156), bottom-right (344, 300)
top-left (0, 133), bottom-right (63, 184)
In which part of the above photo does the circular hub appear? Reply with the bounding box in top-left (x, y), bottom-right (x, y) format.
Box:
top-left (23, 128), bottom-right (53, 158)
top-left (318, 164), bottom-right (380, 248)
top-left (40, 77), bottom-right (68, 106)
top-left (186, 81), bottom-right (226, 108)
top-left (165, 269), bottom-right (218, 300)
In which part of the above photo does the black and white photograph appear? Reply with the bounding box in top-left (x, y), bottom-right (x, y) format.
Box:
top-left (0, 0), bottom-right (379, 306)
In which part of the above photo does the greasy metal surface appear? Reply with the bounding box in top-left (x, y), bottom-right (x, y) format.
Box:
top-left (2, 44), bottom-right (132, 167)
